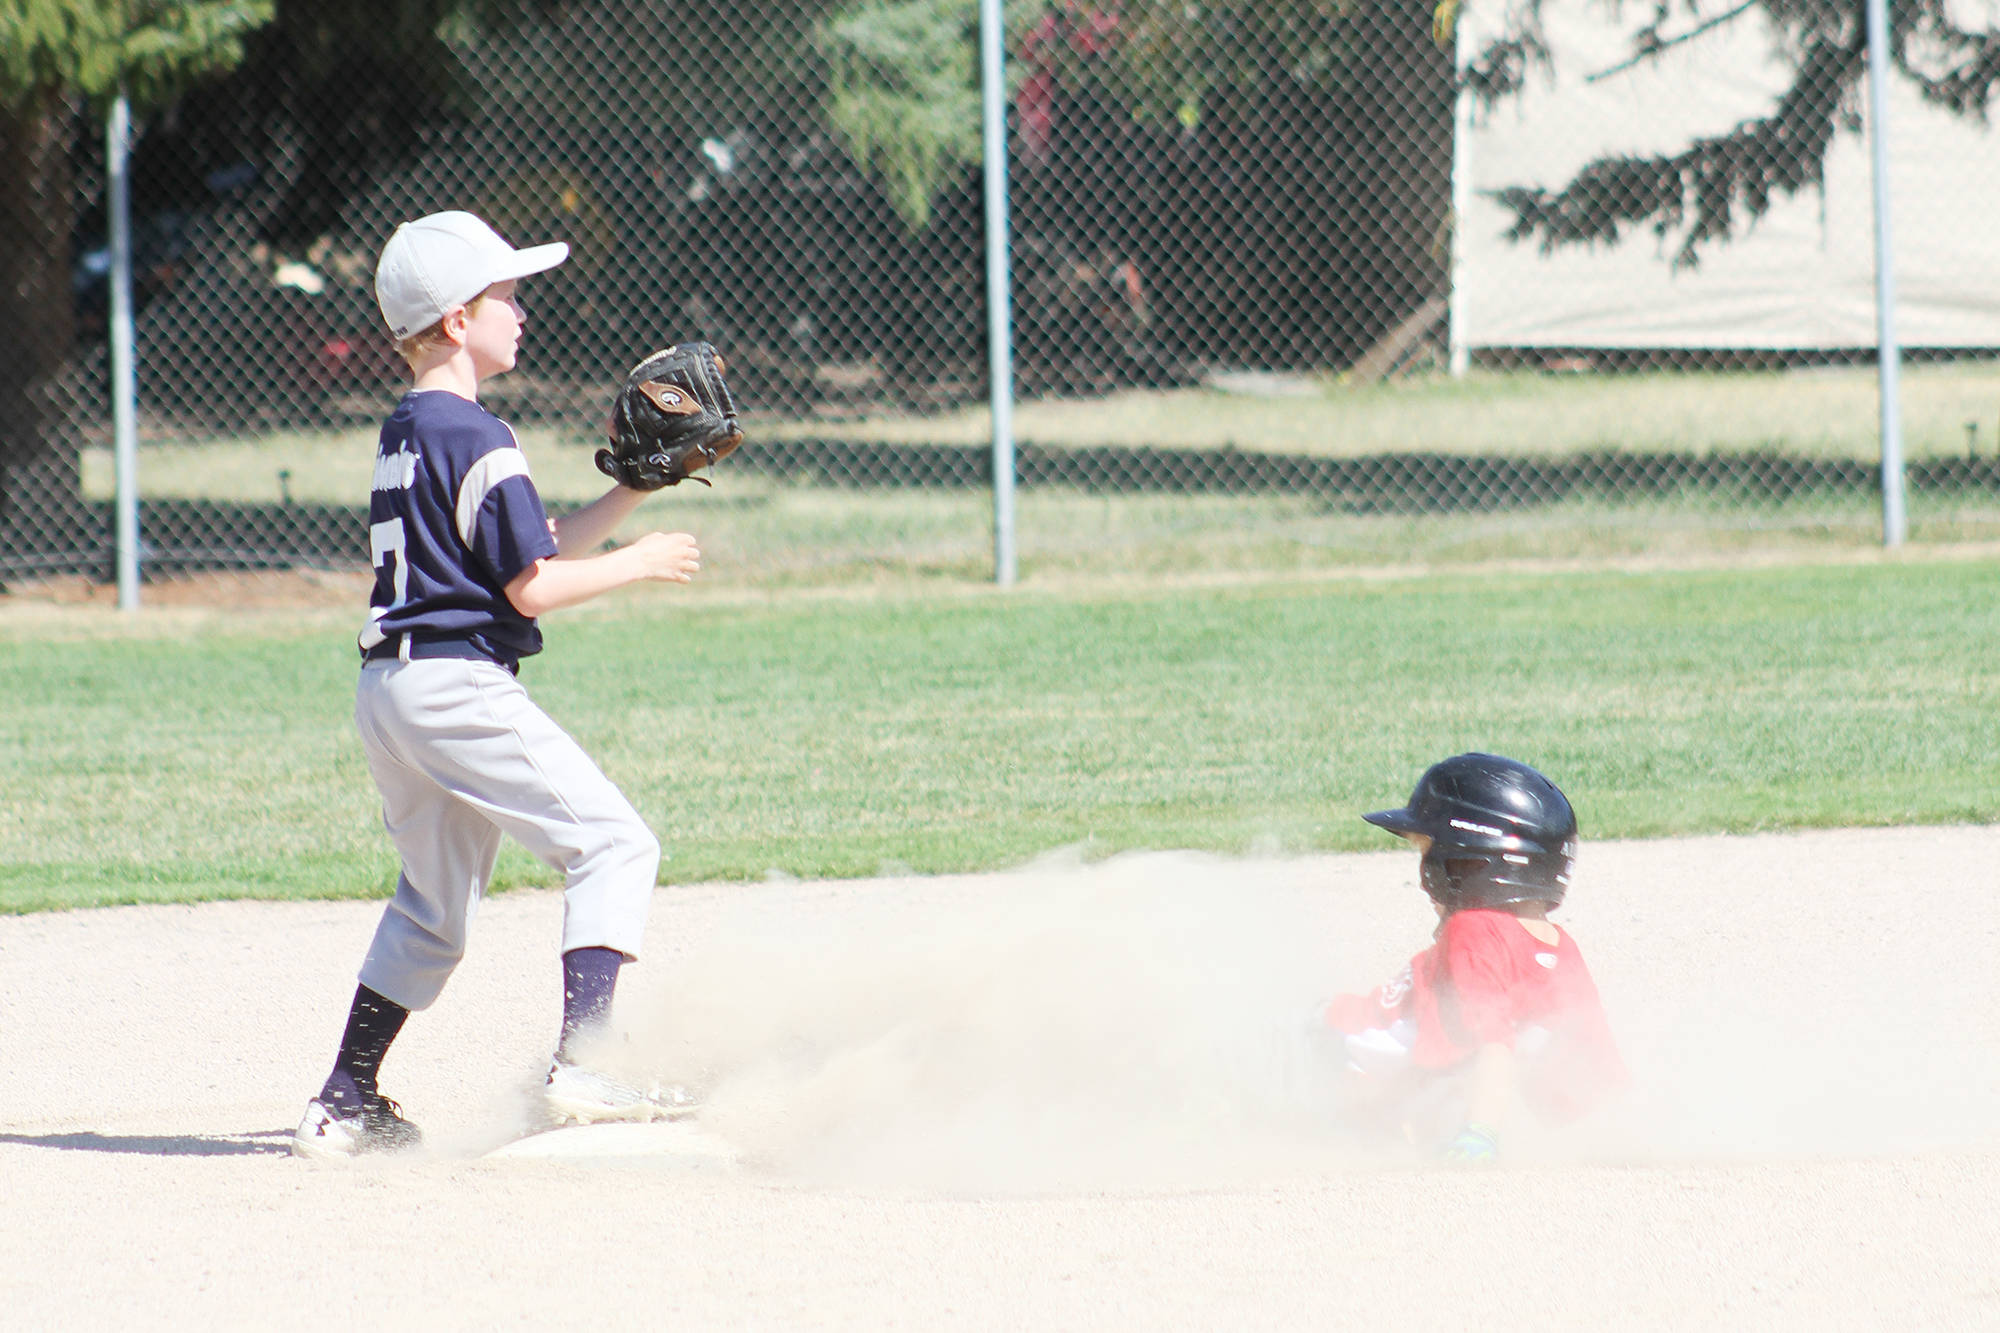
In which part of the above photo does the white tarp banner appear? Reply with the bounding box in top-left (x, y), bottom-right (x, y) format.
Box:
top-left (1455, 0), bottom-right (2000, 350)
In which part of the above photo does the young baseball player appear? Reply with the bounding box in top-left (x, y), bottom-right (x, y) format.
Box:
top-left (1321, 753), bottom-right (1627, 1163)
top-left (293, 210), bottom-right (703, 1158)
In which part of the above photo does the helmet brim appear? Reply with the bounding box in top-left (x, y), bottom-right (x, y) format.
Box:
top-left (1362, 808), bottom-right (1425, 836)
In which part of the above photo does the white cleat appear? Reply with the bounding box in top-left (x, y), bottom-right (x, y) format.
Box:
top-left (291, 1095), bottom-right (424, 1159)
top-left (543, 1061), bottom-right (699, 1125)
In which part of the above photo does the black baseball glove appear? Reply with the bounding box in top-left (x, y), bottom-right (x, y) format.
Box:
top-left (596, 342), bottom-right (744, 490)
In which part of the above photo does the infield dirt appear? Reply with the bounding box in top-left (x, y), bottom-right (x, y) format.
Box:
top-left (4, 825), bottom-right (1995, 1330)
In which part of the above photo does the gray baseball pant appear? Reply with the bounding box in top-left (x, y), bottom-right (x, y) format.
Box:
top-left (352, 658), bottom-right (660, 1011)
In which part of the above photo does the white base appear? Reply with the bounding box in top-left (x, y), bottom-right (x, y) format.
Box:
top-left (484, 1119), bottom-right (739, 1164)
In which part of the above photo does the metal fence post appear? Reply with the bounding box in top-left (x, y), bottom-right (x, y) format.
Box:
top-left (1865, 0), bottom-right (1908, 546)
top-left (1447, 10), bottom-right (1475, 380)
top-left (980, 0), bottom-right (1018, 586)
top-left (109, 91), bottom-right (141, 609)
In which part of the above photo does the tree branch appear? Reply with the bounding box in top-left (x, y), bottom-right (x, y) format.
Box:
top-left (1491, 30), bottom-right (1864, 269)
top-left (1584, 0), bottom-right (1761, 84)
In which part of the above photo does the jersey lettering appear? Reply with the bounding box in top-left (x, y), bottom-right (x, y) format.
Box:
top-left (370, 518), bottom-right (409, 607)
top-left (360, 518), bottom-right (408, 652)
top-left (372, 446), bottom-right (418, 492)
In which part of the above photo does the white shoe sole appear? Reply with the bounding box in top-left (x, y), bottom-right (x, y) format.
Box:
top-left (544, 1070), bottom-right (699, 1126)
top-left (544, 1092), bottom-right (689, 1125)
top-left (290, 1133), bottom-right (358, 1160)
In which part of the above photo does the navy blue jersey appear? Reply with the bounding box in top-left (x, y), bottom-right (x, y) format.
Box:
top-left (360, 391), bottom-right (559, 664)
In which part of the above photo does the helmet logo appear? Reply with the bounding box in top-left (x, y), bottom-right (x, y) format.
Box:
top-left (1449, 818), bottom-right (1503, 837)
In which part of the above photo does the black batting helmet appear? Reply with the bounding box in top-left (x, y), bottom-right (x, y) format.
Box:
top-left (1363, 753), bottom-right (1578, 909)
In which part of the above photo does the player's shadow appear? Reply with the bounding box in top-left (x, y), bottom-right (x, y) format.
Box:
top-left (0, 1129), bottom-right (293, 1156)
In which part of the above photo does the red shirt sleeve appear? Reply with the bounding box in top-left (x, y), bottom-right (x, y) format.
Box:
top-left (1530, 942), bottom-right (1629, 1120)
top-left (1320, 991), bottom-right (1383, 1035)
top-left (1443, 911), bottom-right (1630, 1117)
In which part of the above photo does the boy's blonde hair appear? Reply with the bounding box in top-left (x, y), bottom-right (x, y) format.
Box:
top-left (393, 293), bottom-right (487, 365)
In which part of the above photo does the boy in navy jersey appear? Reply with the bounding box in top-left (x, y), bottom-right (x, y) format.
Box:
top-left (1321, 754), bottom-right (1626, 1163)
top-left (294, 211), bottom-right (706, 1157)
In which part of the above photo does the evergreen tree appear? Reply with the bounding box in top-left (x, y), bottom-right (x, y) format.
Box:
top-left (1478, 0), bottom-right (2000, 267)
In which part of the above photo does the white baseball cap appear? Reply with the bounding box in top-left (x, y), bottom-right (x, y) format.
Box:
top-left (374, 210), bottom-right (569, 339)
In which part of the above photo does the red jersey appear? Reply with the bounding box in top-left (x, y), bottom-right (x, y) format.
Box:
top-left (1323, 908), bottom-right (1627, 1121)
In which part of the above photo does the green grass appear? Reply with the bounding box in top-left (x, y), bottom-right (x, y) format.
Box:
top-left (73, 363), bottom-right (2000, 587)
top-left (758, 360), bottom-right (2000, 460)
top-left (71, 461), bottom-right (2000, 593)
top-left (504, 483), bottom-right (1997, 587)
top-left (3, 558), bottom-right (1996, 912)
top-left (83, 362), bottom-right (2000, 505)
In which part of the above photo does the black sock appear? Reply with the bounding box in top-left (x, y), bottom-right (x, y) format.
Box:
top-left (319, 984), bottom-right (410, 1111)
top-left (557, 947), bottom-right (623, 1061)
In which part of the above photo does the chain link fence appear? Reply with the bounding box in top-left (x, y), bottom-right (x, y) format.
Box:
top-left (5, 0), bottom-right (1997, 601)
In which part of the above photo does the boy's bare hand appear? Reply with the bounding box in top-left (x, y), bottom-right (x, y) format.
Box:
top-left (628, 531), bottom-right (701, 583)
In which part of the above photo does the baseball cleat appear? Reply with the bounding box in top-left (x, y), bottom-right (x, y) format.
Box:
top-left (290, 1094), bottom-right (425, 1159)
top-left (543, 1060), bottom-right (699, 1125)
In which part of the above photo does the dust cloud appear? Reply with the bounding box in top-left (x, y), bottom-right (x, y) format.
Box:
top-left (618, 850), bottom-right (1368, 1191)
top-left (611, 835), bottom-right (1998, 1192)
